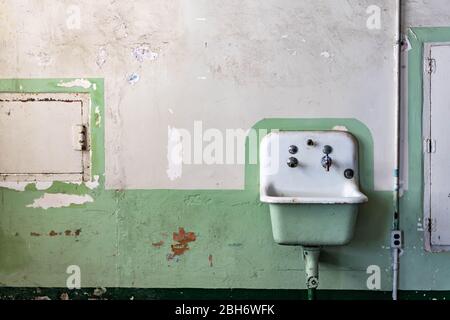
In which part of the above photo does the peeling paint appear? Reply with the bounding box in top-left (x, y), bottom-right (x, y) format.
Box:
top-left (94, 106), bottom-right (102, 127)
top-left (320, 51), bottom-right (332, 59)
top-left (96, 47), bottom-right (107, 68)
top-left (403, 35), bottom-right (412, 52)
top-left (57, 79), bottom-right (92, 89)
top-left (332, 125), bottom-right (348, 131)
top-left (132, 44), bottom-right (158, 63)
top-left (35, 182), bottom-right (53, 190)
top-left (27, 193), bottom-right (94, 209)
top-left (168, 228), bottom-right (196, 259)
top-left (127, 73), bottom-right (140, 85)
top-left (0, 181), bottom-right (28, 191)
top-left (85, 175), bottom-right (100, 189)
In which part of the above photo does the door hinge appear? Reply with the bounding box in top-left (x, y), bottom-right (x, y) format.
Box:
top-left (72, 124), bottom-right (88, 151)
top-left (424, 138), bottom-right (436, 153)
top-left (427, 57), bottom-right (436, 74)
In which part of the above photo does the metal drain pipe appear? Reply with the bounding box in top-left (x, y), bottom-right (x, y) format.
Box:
top-left (303, 247), bottom-right (320, 300)
top-left (392, 0), bottom-right (403, 301)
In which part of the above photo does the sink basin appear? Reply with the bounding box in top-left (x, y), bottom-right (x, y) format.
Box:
top-left (260, 131), bottom-right (368, 246)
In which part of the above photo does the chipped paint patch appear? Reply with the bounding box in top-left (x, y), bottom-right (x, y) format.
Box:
top-left (127, 73), bottom-right (140, 85)
top-left (57, 79), bottom-right (92, 89)
top-left (332, 125), bottom-right (348, 131)
top-left (132, 44), bottom-right (158, 63)
top-left (96, 47), bottom-right (107, 68)
top-left (320, 51), bottom-right (332, 59)
top-left (35, 182), bottom-right (53, 190)
top-left (402, 35), bottom-right (412, 52)
top-left (168, 228), bottom-right (196, 259)
top-left (27, 193), bottom-right (93, 209)
top-left (0, 181), bottom-right (29, 191)
top-left (167, 126), bottom-right (183, 181)
top-left (94, 106), bottom-right (102, 127)
top-left (85, 175), bottom-right (100, 189)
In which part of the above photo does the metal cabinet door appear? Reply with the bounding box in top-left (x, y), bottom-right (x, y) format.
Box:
top-left (424, 43), bottom-right (450, 246)
top-left (0, 93), bottom-right (90, 182)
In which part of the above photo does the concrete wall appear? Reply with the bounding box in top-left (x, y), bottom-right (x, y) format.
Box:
top-left (0, 0), bottom-right (449, 292)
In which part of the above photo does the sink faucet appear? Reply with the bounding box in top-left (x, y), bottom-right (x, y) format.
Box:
top-left (321, 145), bottom-right (333, 172)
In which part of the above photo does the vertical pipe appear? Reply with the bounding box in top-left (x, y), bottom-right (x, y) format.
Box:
top-left (303, 247), bottom-right (320, 300)
top-left (392, 0), bottom-right (402, 301)
top-left (307, 288), bottom-right (316, 301)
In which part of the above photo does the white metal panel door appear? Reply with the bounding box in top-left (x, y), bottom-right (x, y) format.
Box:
top-left (428, 45), bottom-right (450, 245)
top-left (0, 98), bottom-right (83, 175)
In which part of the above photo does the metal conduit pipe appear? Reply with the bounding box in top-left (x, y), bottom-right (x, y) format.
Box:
top-left (392, 0), bottom-right (403, 301)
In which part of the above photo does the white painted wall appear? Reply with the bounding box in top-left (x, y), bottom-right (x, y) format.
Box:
top-left (0, 0), bottom-right (402, 190)
top-left (404, 0), bottom-right (450, 27)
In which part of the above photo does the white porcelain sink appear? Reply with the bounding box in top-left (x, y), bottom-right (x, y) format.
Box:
top-left (260, 131), bottom-right (368, 246)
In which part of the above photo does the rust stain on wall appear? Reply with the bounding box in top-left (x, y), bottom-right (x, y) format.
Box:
top-left (208, 254), bottom-right (213, 267)
top-left (167, 227), bottom-right (196, 259)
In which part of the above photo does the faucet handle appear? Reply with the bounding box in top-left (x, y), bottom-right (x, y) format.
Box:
top-left (287, 157), bottom-right (299, 168)
top-left (323, 145), bottom-right (333, 155)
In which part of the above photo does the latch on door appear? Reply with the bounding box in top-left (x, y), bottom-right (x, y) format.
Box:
top-left (72, 124), bottom-right (88, 151)
top-left (424, 138), bottom-right (436, 153)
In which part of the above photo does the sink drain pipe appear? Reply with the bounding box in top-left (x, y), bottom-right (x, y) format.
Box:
top-left (392, 0), bottom-right (403, 301)
top-left (303, 247), bottom-right (320, 300)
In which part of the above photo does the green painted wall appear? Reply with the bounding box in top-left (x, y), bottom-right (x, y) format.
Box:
top-left (0, 79), bottom-right (394, 292)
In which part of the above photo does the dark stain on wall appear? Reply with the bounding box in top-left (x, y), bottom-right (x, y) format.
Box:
top-left (30, 229), bottom-right (82, 237)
